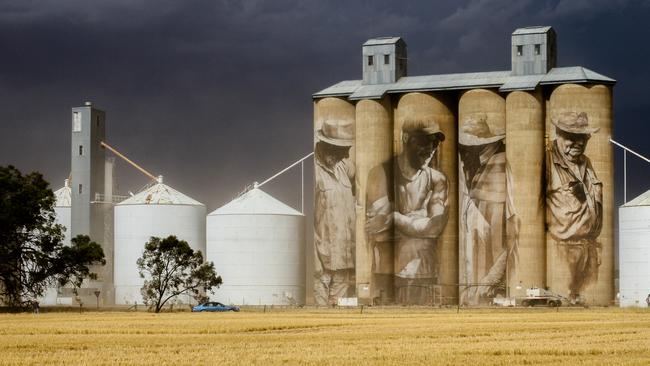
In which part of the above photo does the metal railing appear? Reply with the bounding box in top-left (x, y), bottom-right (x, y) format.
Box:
top-left (92, 193), bottom-right (129, 204)
top-left (609, 138), bottom-right (650, 203)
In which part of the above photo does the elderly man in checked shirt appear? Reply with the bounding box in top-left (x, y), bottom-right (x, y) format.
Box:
top-left (547, 111), bottom-right (602, 301)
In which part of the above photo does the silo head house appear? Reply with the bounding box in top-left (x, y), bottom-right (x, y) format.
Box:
top-left (312, 26), bottom-right (615, 306)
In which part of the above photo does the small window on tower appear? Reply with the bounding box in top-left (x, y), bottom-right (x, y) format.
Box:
top-left (79, 145), bottom-right (83, 156)
top-left (535, 44), bottom-right (541, 55)
top-left (73, 112), bottom-right (81, 132)
top-left (384, 54), bottom-right (390, 65)
top-left (516, 45), bottom-right (523, 56)
top-left (368, 55), bottom-right (374, 66)
top-left (78, 184), bottom-right (83, 194)
top-left (96, 115), bottom-right (100, 126)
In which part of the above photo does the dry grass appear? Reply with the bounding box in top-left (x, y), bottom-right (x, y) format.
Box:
top-left (1, 307), bottom-right (649, 365)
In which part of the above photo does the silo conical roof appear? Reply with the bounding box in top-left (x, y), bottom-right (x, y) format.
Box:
top-left (623, 189), bottom-right (650, 207)
top-left (53, 179), bottom-right (71, 207)
top-left (209, 187), bottom-right (302, 216)
top-left (118, 179), bottom-right (203, 206)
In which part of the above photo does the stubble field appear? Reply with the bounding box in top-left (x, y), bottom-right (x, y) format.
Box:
top-left (1, 307), bottom-right (649, 365)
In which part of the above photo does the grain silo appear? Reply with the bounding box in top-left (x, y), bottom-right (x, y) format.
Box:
top-left (113, 176), bottom-right (206, 305)
top-left (354, 97), bottom-right (393, 304)
top-left (619, 190), bottom-right (650, 307)
top-left (394, 92), bottom-right (458, 305)
top-left (505, 90), bottom-right (545, 299)
top-left (458, 88), bottom-right (509, 306)
top-left (206, 187), bottom-right (305, 306)
top-left (312, 96), bottom-right (356, 306)
top-left (54, 179), bottom-right (72, 246)
top-left (39, 179), bottom-right (74, 306)
top-left (546, 83), bottom-right (614, 305)
top-left (312, 26), bottom-right (617, 306)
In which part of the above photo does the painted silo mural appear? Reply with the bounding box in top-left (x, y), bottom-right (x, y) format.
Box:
top-left (366, 119), bottom-right (449, 305)
top-left (457, 90), bottom-right (519, 306)
top-left (313, 117), bottom-right (356, 306)
top-left (312, 27), bottom-right (615, 306)
top-left (546, 111), bottom-right (603, 302)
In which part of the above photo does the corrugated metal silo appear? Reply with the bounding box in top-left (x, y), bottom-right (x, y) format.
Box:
top-left (54, 179), bottom-right (72, 246)
top-left (113, 177), bottom-right (206, 305)
top-left (40, 179), bottom-right (73, 306)
top-left (206, 187), bottom-right (305, 305)
top-left (619, 190), bottom-right (650, 307)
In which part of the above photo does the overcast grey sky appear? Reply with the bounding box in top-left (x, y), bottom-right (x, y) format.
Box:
top-left (1, 0), bottom-right (649, 213)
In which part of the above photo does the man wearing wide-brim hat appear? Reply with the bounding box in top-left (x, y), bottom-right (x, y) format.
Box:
top-left (365, 118), bottom-right (449, 305)
top-left (547, 111), bottom-right (602, 302)
top-left (458, 114), bottom-right (519, 306)
top-left (313, 119), bottom-right (356, 306)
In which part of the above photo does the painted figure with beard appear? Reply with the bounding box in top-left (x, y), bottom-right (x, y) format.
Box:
top-left (459, 114), bottom-right (519, 305)
top-left (365, 119), bottom-right (449, 305)
top-left (547, 111), bottom-right (602, 301)
top-left (314, 119), bottom-right (356, 305)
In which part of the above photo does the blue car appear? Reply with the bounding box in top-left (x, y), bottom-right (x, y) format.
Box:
top-left (192, 302), bottom-right (240, 312)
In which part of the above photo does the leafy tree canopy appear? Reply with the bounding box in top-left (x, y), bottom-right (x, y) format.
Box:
top-left (137, 236), bottom-right (222, 313)
top-left (0, 165), bottom-right (105, 308)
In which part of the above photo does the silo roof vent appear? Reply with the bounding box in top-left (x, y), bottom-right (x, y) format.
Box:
top-left (118, 181), bottom-right (203, 206)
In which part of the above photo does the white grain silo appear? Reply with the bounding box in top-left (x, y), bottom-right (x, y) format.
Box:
top-left (40, 179), bottom-right (73, 306)
top-left (619, 189), bottom-right (650, 307)
top-left (54, 179), bottom-right (72, 246)
top-left (206, 187), bottom-right (305, 306)
top-left (114, 176), bottom-right (206, 305)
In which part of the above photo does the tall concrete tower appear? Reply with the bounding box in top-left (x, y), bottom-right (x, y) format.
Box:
top-left (71, 102), bottom-right (105, 240)
top-left (511, 26), bottom-right (556, 76)
top-left (362, 37), bottom-right (407, 85)
top-left (70, 102), bottom-right (115, 305)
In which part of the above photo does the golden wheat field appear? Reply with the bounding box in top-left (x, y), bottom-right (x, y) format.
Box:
top-left (1, 307), bottom-right (650, 365)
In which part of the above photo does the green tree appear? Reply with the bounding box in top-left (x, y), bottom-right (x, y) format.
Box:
top-left (0, 165), bottom-right (105, 308)
top-left (137, 236), bottom-right (222, 313)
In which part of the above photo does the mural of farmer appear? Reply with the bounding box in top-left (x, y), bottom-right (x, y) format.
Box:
top-left (313, 118), bottom-right (356, 305)
top-left (547, 111), bottom-right (602, 301)
top-left (458, 113), bottom-right (519, 305)
top-left (365, 119), bottom-right (449, 305)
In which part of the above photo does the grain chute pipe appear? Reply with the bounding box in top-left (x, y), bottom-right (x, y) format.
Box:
top-left (609, 138), bottom-right (650, 164)
top-left (100, 141), bottom-right (158, 181)
top-left (609, 138), bottom-right (650, 203)
top-left (255, 152), bottom-right (314, 189)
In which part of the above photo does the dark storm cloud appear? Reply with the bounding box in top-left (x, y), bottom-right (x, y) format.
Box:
top-left (1, 0), bottom-right (649, 210)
